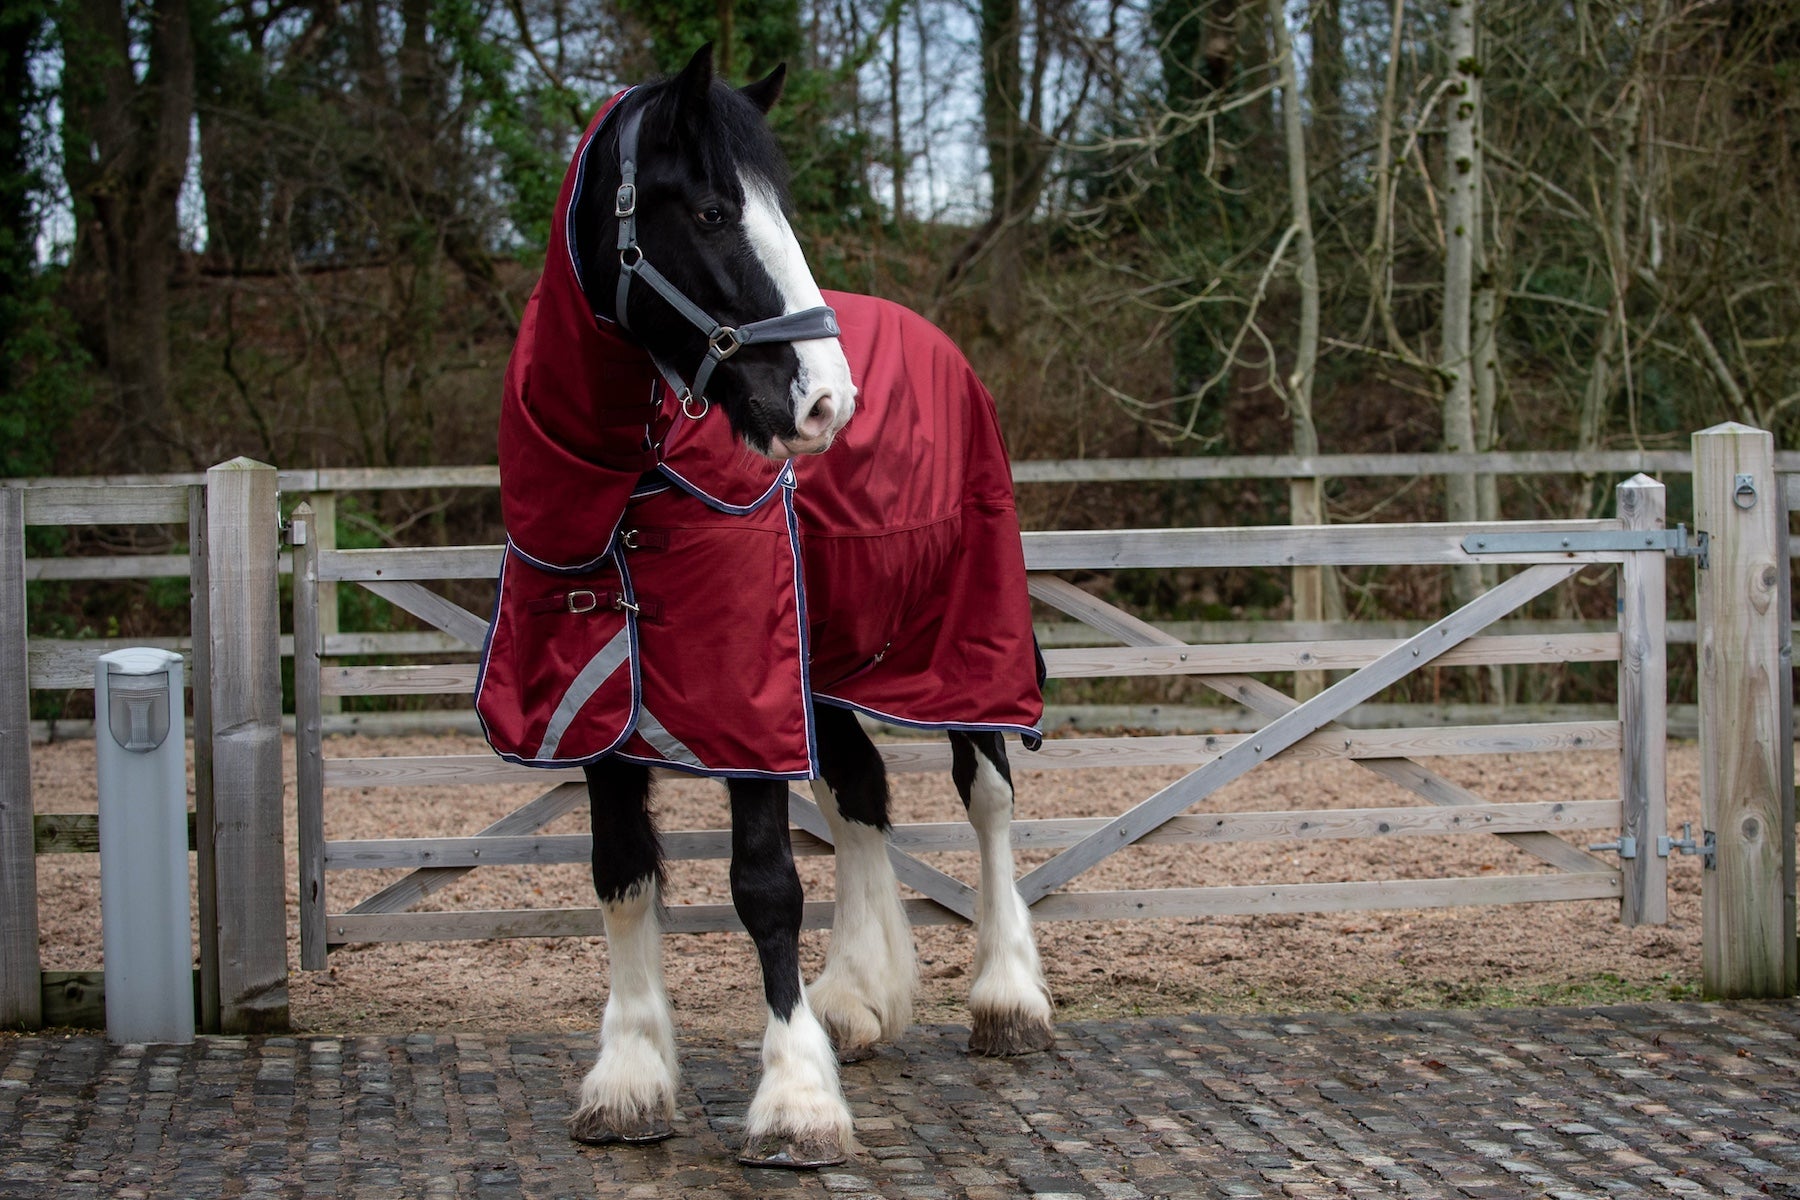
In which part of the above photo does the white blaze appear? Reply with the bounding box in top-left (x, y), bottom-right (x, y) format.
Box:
top-left (740, 178), bottom-right (856, 449)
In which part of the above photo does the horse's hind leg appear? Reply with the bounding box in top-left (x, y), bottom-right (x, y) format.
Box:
top-left (729, 778), bottom-right (853, 1168)
top-left (806, 703), bottom-right (915, 1061)
top-left (569, 757), bottom-right (678, 1145)
top-left (949, 731), bottom-right (1055, 1056)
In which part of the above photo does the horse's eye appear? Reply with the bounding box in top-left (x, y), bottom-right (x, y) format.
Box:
top-left (697, 206), bottom-right (727, 226)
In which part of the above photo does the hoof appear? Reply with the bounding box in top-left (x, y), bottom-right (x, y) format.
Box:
top-left (834, 1042), bottom-right (879, 1065)
top-left (969, 1009), bottom-right (1055, 1057)
top-left (568, 1108), bottom-right (676, 1146)
top-left (738, 1133), bottom-right (846, 1170)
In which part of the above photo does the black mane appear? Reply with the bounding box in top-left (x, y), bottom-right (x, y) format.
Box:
top-left (647, 76), bottom-right (794, 206)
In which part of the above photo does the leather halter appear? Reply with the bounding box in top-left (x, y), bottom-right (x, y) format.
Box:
top-left (612, 105), bottom-right (841, 418)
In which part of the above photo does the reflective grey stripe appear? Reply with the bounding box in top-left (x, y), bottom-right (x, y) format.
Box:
top-left (537, 627), bottom-right (633, 760)
top-left (634, 708), bottom-right (704, 768)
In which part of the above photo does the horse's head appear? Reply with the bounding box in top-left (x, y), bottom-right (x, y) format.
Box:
top-left (581, 46), bottom-right (856, 460)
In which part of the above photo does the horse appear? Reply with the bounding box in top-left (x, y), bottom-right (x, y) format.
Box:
top-left (474, 45), bottom-right (1054, 1169)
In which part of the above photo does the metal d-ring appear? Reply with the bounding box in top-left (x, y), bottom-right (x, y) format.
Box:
top-left (619, 245), bottom-right (642, 269)
top-left (680, 391), bottom-right (710, 420)
top-left (708, 326), bottom-right (743, 361)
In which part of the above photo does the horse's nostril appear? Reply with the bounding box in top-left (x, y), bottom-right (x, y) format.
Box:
top-left (798, 390), bottom-right (837, 439)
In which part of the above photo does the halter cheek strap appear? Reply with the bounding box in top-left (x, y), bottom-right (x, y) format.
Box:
top-left (613, 107), bottom-right (841, 418)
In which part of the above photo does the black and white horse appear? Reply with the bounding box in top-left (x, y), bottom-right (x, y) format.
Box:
top-left (558, 48), bottom-right (1054, 1168)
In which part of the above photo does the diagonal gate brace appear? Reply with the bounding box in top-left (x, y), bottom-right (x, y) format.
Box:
top-left (1017, 562), bottom-right (1586, 905)
top-left (788, 790), bottom-right (978, 923)
top-left (1028, 576), bottom-right (1604, 876)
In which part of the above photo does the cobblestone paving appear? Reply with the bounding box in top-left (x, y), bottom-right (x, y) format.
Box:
top-left (4, 1001), bottom-right (1800, 1199)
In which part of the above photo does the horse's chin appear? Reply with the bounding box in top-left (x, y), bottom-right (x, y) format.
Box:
top-left (762, 433), bottom-right (835, 462)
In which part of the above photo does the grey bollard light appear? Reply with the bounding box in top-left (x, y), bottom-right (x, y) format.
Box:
top-left (95, 647), bottom-right (194, 1045)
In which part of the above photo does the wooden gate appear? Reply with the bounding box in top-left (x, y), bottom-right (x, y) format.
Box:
top-left (291, 474), bottom-right (1675, 967)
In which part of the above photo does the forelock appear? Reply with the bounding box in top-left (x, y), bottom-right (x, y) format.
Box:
top-left (646, 77), bottom-right (793, 206)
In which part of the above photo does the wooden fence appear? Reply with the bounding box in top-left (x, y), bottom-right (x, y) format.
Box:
top-left (15, 448), bottom-right (1800, 741)
top-left (6, 437), bottom-right (1797, 1033)
top-left (0, 462), bottom-right (286, 1032)
top-left (290, 476), bottom-right (1672, 965)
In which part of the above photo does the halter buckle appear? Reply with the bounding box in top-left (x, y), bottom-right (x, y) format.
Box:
top-left (680, 391), bottom-right (710, 420)
top-left (614, 184), bottom-right (637, 217)
top-left (708, 327), bottom-right (744, 361)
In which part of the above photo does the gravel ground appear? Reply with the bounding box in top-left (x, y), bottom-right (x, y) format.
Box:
top-left (30, 733), bottom-right (1703, 1037)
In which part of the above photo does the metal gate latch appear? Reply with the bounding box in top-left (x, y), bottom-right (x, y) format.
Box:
top-left (1587, 835), bottom-right (1637, 859)
top-left (1462, 525), bottom-right (1708, 569)
top-left (1659, 822), bottom-right (1716, 869)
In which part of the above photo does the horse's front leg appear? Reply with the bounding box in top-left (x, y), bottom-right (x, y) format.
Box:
top-left (729, 778), bottom-right (854, 1168)
top-left (949, 731), bottom-right (1055, 1055)
top-left (569, 757), bottom-right (679, 1144)
top-left (807, 703), bottom-right (915, 1061)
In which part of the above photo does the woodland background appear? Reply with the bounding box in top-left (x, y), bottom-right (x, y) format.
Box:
top-left (3, 0), bottom-right (1798, 708)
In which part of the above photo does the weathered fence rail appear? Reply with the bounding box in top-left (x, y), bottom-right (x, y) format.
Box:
top-left (12, 451), bottom-right (1795, 734)
top-left (288, 477), bottom-right (1670, 965)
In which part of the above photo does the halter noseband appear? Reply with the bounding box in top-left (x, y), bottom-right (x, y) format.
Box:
top-left (612, 106), bottom-right (841, 417)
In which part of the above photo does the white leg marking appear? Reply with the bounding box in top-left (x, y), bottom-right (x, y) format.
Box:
top-left (574, 879), bottom-right (678, 1132)
top-left (806, 780), bottom-right (915, 1055)
top-left (965, 754), bottom-right (1054, 1044)
top-left (740, 178), bottom-right (856, 441)
top-left (745, 993), bottom-right (856, 1150)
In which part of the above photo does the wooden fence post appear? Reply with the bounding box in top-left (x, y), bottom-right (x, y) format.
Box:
top-left (1291, 475), bottom-right (1325, 699)
top-left (205, 458), bottom-right (290, 1031)
top-left (0, 487), bottom-right (40, 1029)
top-left (290, 503), bottom-right (329, 971)
top-left (1616, 473), bottom-right (1667, 926)
top-left (309, 492), bottom-right (341, 715)
top-left (187, 482), bottom-right (221, 1032)
top-left (1693, 423), bottom-right (1796, 998)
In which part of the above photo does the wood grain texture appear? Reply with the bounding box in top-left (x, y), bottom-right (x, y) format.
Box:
top-left (320, 546), bottom-right (503, 582)
top-left (21, 485), bottom-right (190, 526)
top-left (205, 459), bottom-right (289, 1032)
top-left (1694, 425), bottom-right (1796, 997)
top-left (358, 580), bottom-right (490, 648)
top-left (0, 488), bottom-right (40, 1027)
top-left (323, 871), bottom-right (1620, 944)
top-left (342, 783), bottom-right (588, 917)
top-left (1027, 575), bottom-right (1609, 877)
top-left (1020, 521), bottom-right (1624, 571)
top-left (1015, 564), bottom-right (1584, 904)
top-left (1616, 475), bottom-right (1669, 925)
top-left (319, 800), bottom-right (1621, 870)
top-left (187, 483), bottom-right (220, 1033)
top-left (291, 506), bottom-right (329, 970)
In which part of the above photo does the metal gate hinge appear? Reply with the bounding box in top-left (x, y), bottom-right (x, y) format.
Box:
top-left (1587, 835), bottom-right (1637, 859)
top-left (1658, 822), bottom-right (1716, 869)
top-left (1462, 525), bottom-right (1708, 569)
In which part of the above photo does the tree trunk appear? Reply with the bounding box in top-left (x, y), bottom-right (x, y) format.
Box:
top-left (59, 0), bottom-right (195, 468)
top-left (978, 0), bottom-right (1028, 328)
top-left (1269, 0), bottom-right (1339, 696)
top-left (889, 16), bottom-right (905, 225)
top-left (1440, 0), bottom-right (1481, 602)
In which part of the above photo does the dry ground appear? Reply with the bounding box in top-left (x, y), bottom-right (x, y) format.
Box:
top-left (32, 733), bottom-right (1703, 1038)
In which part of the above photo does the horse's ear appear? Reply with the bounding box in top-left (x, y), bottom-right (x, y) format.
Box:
top-left (740, 64), bottom-right (786, 114)
top-left (673, 43), bottom-right (715, 120)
